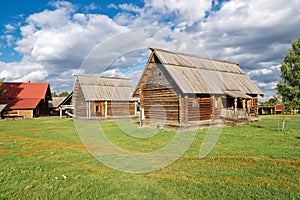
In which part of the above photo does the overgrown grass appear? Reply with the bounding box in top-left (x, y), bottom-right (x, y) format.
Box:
top-left (0, 116), bottom-right (299, 199)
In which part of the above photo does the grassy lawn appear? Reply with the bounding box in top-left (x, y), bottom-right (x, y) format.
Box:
top-left (0, 115), bottom-right (299, 199)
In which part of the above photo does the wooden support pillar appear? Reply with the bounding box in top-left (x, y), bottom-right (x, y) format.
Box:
top-left (104, 101), bottom-right (108, 118)
top-left (184, 95), bottom-right (188, 124)
top-left (88, 101), bottom-right (91, 118)
top-left (139, 88), bottom-right (143, 127)
top-left (134, 101), bottom-right (137, 116)
top-left (178, 95), bottom-right (181, 124)
top-left (212, 95), bottom-right (215, 121)
top-left (234, 98), bottom-right (237, 119)
top-left (247, 99), bottom-right (251, 114)
top-left (59, 107), bottom-right (62, 118)
top-left (255, 97), bottom-right (259, 117)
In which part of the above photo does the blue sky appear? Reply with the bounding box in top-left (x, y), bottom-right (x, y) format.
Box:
top-left (0, 0), bottom-right (300, 100)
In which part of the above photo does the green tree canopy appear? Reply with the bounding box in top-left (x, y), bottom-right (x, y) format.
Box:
top-left (0, 79), bottom-right (6, 98)
top-left (260, 96), bottom-right (280, 106)
top-left (276, 36), bottom-right (300, 113)
top-left (51, 91), bottom-right (69, 97)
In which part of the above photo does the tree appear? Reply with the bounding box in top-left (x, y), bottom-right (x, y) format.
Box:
top-left (58, 91), bottom-right (69, 97)
top-left (0, 79), bottom-right (6, 98)
top-left (51, 91), bottom-right (69, 97)
top-left (260, 96), bottom-right (280, 106)
top-left (277, 36), bottom-right (300, 114)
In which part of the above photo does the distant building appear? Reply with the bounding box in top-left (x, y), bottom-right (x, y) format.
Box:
top-left (133, 48), bottom-right (264, 127)
top-left (0, 82), bottom-right (52, 118)
top-left (73, 75), bottom-right (137, 119)
top-left (48, 92), bottom-right (73, 117)
top-left (258, 104), bottom-right (283, 115)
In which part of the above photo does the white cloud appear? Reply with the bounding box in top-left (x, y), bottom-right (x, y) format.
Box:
top-left (0, 69), bottom-right (11, 79)
top-left (119, 3), bottom-right (143, 13)
top-left (100, 69), bottom-right (125, 78)
top-left (14, 70), bottom-right (48, 82)
top-left (84, 3), bottom-right (101, 11)
top-left (144, 0), bottom-right (211, 23)
top-left (114, 0), bottom-right (211, 30)
top-left (4, 24), bottom-right (16, 33)
top-left (0, 60), bottom-right (47, 81)
top-left (15, 7), bottom-right (128, 65)
top-left (107, 3), bottom-right (118, 9)
top-left (5, 35), bottom-right (14, 47)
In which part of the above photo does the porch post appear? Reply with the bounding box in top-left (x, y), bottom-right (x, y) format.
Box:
top-left (178, 95), bottom-right (181, 125)
top-left (212, 95), bottom-right (215, 121)
top-left (88, 101), bottom-right (91, 118)
top-left (105, 101), bottom-right (108, 118)
top-left (134, 101), bottom-right (137, 116)
top-left (234, 98), bottom-right (237, 118)
top-left (59, 107), bottom-right (62, 118)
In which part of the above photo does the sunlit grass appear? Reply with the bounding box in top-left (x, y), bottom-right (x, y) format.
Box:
top-left (0, 115), bottom-right (299, 199)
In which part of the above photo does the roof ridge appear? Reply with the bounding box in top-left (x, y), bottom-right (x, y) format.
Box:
top-left (76, 75), bottom-right (131, 80)
top-left (150, 47), bottom-right (238, 65)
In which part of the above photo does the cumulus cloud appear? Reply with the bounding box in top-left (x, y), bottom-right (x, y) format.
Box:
top-left (197, 0), bottom-right (300, 60)
top-left (6, 2), bottom-right (128, 91)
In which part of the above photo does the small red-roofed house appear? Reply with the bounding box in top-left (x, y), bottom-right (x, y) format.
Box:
top-left (0, 82), bottom-right (52, 118)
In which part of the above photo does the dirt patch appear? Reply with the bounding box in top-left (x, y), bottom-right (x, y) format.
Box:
top-left (0, 134), bottom-right (87, 154)
top-left (0, 150), bottom-right (10, 155)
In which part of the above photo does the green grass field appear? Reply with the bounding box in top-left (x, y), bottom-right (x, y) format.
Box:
top-left (0, 115), bottom-right (299, 199)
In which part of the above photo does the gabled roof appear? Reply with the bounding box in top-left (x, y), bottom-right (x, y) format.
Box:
top-left (49, 92), bottom-right (72, 108)
top-left (0, 104), bottom-right (8, 112)
top-left (134, 48), bottom-right (264, 97)
top-left (76, 75), bottom-right (135, 101)
top-left (0, 82), bottom-right (51, 109)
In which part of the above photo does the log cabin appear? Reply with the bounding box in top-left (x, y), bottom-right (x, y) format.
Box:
top-left (133, 48), bottom-right (264, 127)
top-left (0, 82), bottom-right (52, 118)
top-left (73, 75), bottom-right (137, 119)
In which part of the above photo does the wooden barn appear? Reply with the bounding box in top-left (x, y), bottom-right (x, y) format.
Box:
top-left (73, 75), bottom-right (137, 119)
top-left (0, 82), bottom-right (52, 118)
top-left (133, 48), bottom-right (264, 126)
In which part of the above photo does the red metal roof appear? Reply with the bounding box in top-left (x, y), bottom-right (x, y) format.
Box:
top-left (0, 82), bottom-right (50, 109)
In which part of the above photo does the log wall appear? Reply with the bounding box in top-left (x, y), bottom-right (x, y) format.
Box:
top-left (141, 62), bottom-right (179, 123)
top-left (180, 97), bottom-right (213, 123)
top-left (73, 81), bottom-right (88, 118)
top-left (107, 101), bottom-right (136, 116)
top-left (143, 88), bottom-right (179, 122)
top-left (90, 101), bottom-right (136, 117)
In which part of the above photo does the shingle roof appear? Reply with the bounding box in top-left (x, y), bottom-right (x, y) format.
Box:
top-left (135, 48), bottom-right (264, 96)
top-left (0, 82), bottom-right (51, 109)
top-left (76, 75), bottom-right (135, 101)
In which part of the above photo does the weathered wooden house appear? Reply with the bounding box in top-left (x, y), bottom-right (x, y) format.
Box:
top-left (133, 48), bottom-right (264, 126)
top-left (0, 82), bottom-right (52, 118)
top-left (73, 75), bottom-right (137, 119)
